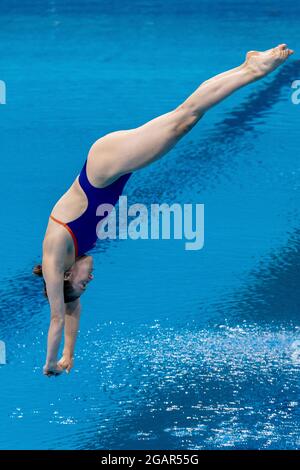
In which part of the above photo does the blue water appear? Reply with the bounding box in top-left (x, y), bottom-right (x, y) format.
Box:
top-left (0, 0), bottom-right (300, 450)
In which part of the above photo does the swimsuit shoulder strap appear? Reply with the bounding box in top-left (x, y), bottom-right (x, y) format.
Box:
top-left (49, 214), bottom-right (78, 257)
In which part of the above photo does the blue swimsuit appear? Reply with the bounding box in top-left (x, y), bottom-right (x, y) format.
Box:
top-left (50, 160), bottom-right (131, 257)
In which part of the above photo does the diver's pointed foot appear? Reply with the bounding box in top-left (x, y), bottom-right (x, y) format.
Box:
top-left (244, 43), bottom-right (294, 79)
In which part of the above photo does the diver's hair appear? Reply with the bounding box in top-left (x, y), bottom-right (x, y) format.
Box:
top-left (32, 264), bottom-right (80, 304)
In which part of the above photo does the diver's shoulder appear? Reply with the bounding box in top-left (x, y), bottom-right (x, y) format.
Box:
top-left (42, 223), bottom-right (71, 257)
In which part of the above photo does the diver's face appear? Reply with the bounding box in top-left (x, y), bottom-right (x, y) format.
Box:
top-left (68, 255), bottom-right (94, 295)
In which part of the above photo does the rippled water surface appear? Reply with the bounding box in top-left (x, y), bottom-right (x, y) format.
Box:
top-left (0, 0), bottom-right (300, 450)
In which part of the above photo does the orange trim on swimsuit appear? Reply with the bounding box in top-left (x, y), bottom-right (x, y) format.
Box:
top-left (49, 214), bottom-right (79, 257)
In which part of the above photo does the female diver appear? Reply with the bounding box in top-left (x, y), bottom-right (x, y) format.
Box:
top-left (33, 45), bottom-right (294, 376)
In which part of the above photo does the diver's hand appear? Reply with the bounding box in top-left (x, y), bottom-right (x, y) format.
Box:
top-left (43, 361), bottom-right (64, 377)
top-left (57, 354), bottom-right (74, 374)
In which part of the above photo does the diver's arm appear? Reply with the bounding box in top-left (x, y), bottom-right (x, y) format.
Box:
top-left (58, 299), bottom-right (81, 373)
top-left (42, 246), bottom-right (66, 374)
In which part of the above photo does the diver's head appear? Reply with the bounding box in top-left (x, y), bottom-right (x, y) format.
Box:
top-left (33, 255), bottom-right (94, 303)
top-left (64, 255), bottom-right (94, 297)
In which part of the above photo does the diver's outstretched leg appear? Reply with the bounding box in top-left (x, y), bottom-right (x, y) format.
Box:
top-left (87, 44), bottom-right (293, 185)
